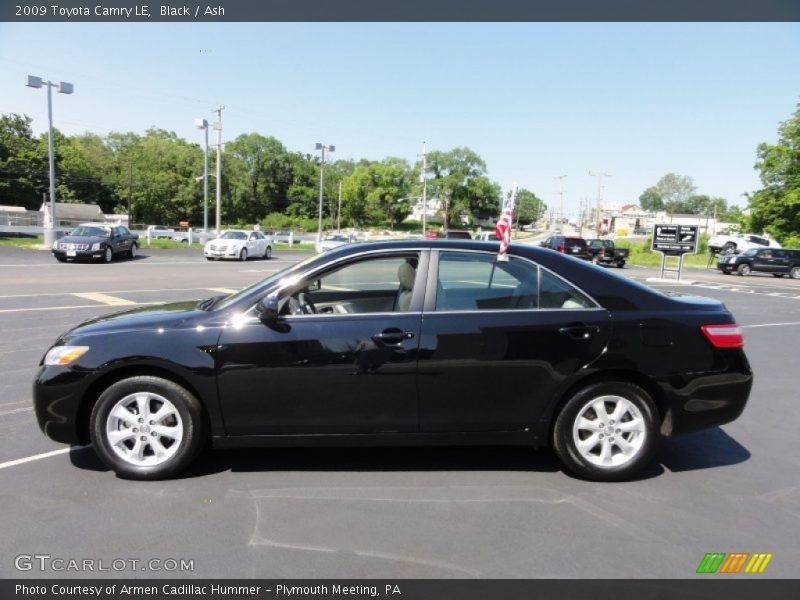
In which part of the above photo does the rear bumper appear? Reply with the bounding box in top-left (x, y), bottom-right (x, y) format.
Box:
top-left (659, 352), bottom-right (753, 436)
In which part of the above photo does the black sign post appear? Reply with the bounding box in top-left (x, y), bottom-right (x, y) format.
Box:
top-left (651, 223), bottom-right (699, 280)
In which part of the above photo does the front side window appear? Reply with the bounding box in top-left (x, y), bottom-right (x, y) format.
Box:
top-left (280, 253), bottom-right (421, 316)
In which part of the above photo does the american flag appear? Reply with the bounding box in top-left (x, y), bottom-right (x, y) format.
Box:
top-left (495, 183), bottom-right (517, 261)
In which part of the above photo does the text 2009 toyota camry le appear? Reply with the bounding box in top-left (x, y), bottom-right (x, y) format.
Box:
top-left (33, 240), bottom-right (752, 481)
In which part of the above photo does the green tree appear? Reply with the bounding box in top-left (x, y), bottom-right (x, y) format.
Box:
top-left (638, 186), bottom-right (663, 212)
top-left (0, 113), bottom-right (48, 209)
top-left (748, 102), bottom-right (800, 242)
top-left (515, 188), bottom-right (546, 226)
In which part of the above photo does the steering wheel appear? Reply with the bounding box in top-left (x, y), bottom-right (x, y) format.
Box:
top-left (297, 292), bottom-right (317, 314)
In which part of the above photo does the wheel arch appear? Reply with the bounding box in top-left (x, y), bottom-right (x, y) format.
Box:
top-left (77, 365), bottom-right (210, 445)
top-left (544, 369), bottom-right (667, 445)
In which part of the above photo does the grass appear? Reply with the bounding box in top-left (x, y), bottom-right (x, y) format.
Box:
top-left (0, 235), bottom-right (45, 249)
top-left (614, 239), bottom-right (715, 269)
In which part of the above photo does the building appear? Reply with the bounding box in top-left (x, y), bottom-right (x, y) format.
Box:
top-left (40, 201), bottom-right (105, 228)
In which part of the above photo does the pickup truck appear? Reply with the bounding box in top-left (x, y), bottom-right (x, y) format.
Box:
top-left (586, 239), bottom-right (629, 268)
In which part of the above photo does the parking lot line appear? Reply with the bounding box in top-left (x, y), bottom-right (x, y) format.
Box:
top-left (0, 446), bottom-right (89, 471)
top-left (742, 321), bottom-right (800, 328)
top-left (0, 406), bottom-right (32, 417)
top-left (72, 292), bottom-right (137, 306)
top-left (0, 302), bottom-right (157, 314)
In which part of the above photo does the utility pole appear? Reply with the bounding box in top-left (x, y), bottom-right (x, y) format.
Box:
top-left (337, 180), bottom-right (342, 232)
top-left (418, 142), bottom-right (428, 234)
top-left (213, 105), bottom-right (224, 235)
top-left (555, 175), bottom-right (566, 227)
top-left (589, 170), bottom-right (611, 236)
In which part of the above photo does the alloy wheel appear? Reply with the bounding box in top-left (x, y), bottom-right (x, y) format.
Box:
top-left (105, 392), bottom-right (183, 467)
top-left (571, 394), bottom-right (647, 468)
top-left (104, 247), bottom-right (113, 263)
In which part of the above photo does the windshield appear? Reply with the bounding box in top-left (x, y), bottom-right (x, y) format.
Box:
top-left (212, 254), bottom-right (319, 311)
top-left (69, 226), bottom-right (109, 237)
top-left (220, 231), bottom-right (247, 240)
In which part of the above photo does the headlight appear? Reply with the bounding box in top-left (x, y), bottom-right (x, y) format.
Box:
top-left (52, 241), bottom-right (58, 250)
top-left (91, 243), bottom-right (101, 251)
top-left (44, 345), bottom-right (89, 366)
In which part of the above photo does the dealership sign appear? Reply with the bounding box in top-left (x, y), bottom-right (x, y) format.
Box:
top-left (651, 224), bottom-right (699, 255)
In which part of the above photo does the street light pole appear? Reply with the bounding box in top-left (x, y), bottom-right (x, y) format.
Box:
top-left (194, 118), bottom-right (210, 232)
top-left (555, 175), bottom-right (566, 227)
top-left (419, 142), bottom-right (428, 234)
top-left (26, 75), bottom-right (73, 247)
top-left (214, 106), bottom-right (224, 235)
top-left (315, 143), bottom-right (335, 246)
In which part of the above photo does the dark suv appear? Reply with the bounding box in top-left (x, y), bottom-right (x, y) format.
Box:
top-left (717, 247), bottom-right (800, 278)
top-left (540, 235), bottom-right (591, 260)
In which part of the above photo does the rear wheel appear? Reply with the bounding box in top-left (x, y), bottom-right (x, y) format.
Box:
top-left (90, 376), bottom-right (206, 480)
top-left (553, 381), bottom-right (658, 481)
top-left (737, 263), bottom-right (751, 276)
top-left (616, 262), bottom-right (625, 268)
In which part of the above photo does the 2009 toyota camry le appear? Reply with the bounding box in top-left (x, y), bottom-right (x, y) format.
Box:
top-left (33, 240), bottom-right (753, 481)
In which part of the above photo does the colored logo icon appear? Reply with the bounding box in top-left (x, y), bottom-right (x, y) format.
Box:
top-left (696, 552), bottom-right (773, 574)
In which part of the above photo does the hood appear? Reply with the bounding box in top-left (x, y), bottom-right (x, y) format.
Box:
top-left (62, 300), bottom-right (207, 339)
top-left (208, 238), bottom-right (245, 245)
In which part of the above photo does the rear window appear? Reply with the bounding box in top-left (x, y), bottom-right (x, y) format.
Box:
top-left (445, 230), bottom-right (472, 239)
top-left (565, 238), bottom-right (587, 247)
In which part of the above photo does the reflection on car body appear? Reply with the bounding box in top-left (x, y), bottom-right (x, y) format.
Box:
top-left (34, 240), bottom-right (752, 482)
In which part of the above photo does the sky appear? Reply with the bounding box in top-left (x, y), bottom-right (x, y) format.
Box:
top-left (1, 22), bottom-right (799, 218)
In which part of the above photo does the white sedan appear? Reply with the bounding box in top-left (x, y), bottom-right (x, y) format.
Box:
top-left (204, 230), bottom-right (272, 261)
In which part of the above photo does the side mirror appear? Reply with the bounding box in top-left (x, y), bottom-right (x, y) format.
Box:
top-left (255, 294), bottom-right (280, 321)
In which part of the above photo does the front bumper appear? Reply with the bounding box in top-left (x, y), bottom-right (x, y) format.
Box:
top-left (33, 365), bottom-right (93, 444)
top-left (53, 250), bottom-right (104, 261)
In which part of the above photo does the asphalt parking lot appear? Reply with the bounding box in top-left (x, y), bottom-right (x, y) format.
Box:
top-left (1, 245), bottom-right (798, 578)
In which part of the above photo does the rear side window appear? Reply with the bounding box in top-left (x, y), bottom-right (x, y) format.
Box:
top-left (539, 270), bottom-right (596, 309)
top-left (436, 252), bottom-right (538, 311)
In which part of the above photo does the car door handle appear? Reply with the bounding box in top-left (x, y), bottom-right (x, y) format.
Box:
top-left (559, 324), bottom-right (600, 339)
top-left (372, 329), bottom-right (415, 345)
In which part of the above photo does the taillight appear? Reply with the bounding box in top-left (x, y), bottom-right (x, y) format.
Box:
top-left (701, 324), bottom-right (743, 349)
top-left (559, 244), bottom-right (565, 252)
top-left (599, 247), bottom-right (606, 256)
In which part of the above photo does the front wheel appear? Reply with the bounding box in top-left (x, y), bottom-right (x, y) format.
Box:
top-left (103, 246), bottom-right (113, 263)
top-left (89, 376), bottom-right (206, 480)
top-left (264, 245), bottom-right (272, 259)
top-left (737, 263), bottom-right (751, 276)
top-left (552, 381), bottom-right (658, 482)
top-left (129, 243), bottom-right (138, 259)
top-left (790, 266), bottom-right (800, 279)
top-left (239, 248), bottom-right (247, 261)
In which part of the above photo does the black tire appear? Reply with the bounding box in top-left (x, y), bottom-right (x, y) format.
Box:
top-left (265, 245), bottom-right (272, 259)
top-left (772, 273), bottom-right (785, 278)
top-left (128, 243), bottom-right (138, 259)
top-left (737, 263), bottom-right (751, 276)
top-left (552, 381), bottom-right (659, 482)
top-left (89, 375), bottom-right (206, 480)
top-left (239, 248), bottom-right (247, 261)
top-left (103, 246), bottom-right (113, 263)
top-left (721, 270), bottom-right (730, 275)
top-left (205, 257), bottom-right (214, 261)
top-left (55, 256), bottom-right (67, 263)
top-left (616, 262), bottom-right (625, 269)
top-left (723, 242), bottom-right (736, 254)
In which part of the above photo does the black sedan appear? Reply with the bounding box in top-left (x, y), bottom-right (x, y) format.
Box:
top-left (52, 223), bottom-right (139, 263)
top-left (33, 240), bottom-right (752, 481)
